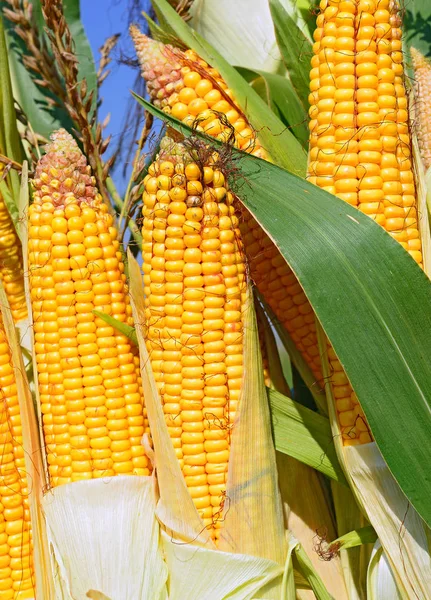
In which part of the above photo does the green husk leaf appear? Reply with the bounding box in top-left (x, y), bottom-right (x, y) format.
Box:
top-left (149, 0), bottom-right (307, 175)
top-left (236, 67), bottom-right (309, 147)
top-left (269, 389), bottom-right (346, 484)
top-left (291, 535), bottom-right (334, 600)
top-left (269, 0), bottom-right (312, 110)
top-left (329, 526), bottom-right (377, 552)
top-left (92, 310), bottom-right (138, 346)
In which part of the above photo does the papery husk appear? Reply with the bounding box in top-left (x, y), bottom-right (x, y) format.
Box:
top-left (367, 541), bottom-right (403, 600)
top-left (277, 453), bottom-right (347, 600)
top-left (0, 284), bottom-right (54, 598)
top-left (128, 251), bottom-right (287, 598)
top-left (317, 322), bottom-right (431, 599)
top-left (331, 482), bottom-right (370, 600)
top-left (42, 477), bottom-right (168, 600)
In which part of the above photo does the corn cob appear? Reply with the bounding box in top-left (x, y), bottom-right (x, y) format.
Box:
top-left (142, 135), bottom-right (246, 540)
top-left (29, 129), bottom-right (150, 487)
top-left (0, 169), bottom-right (27, 323)
top-left (308, 0), bottom-right (421, 443)
top-left (131, 28), bottom-right (323, 382)
top-left (0, 312), bottom-right (34, 599)
top-left (411, 47), bottom-right (431, 171)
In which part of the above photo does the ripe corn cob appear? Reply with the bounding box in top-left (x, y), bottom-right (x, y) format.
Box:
top-left (411, 47), bottom-right (431, 170)
top-left (131, 28), bottom-right (323, 381)
top-left (0, 168), bottom-right (27, 323)
top-left (308, 0), bottom-right (421, 443)
top-left (142, 135), bottom-right (246, 540)
top-left (29, 129), bottom-right (150, 487)
top-left (0, 313), bottom-right (34, 599)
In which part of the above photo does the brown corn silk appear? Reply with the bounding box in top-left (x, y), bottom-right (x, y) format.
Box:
top-left (131, 26), bottom-right (323, 393)
top-left (0, 311), bottom-right (34, 599)
top-left (28, 129), bottom-right (150, 488)
top-left (411, 47), bottom-right (431, 171)
top-left (308, 0), bottom-right (422, 443)
top-left (0, 167), bottom-right (26, 323)
top-left (142, 135), bottom-right (247, 541)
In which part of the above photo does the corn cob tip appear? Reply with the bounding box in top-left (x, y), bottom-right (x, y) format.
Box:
top-left (130, 26), bottom-right (183, 106)
top-left (33, 128), bottom-right (99, 208)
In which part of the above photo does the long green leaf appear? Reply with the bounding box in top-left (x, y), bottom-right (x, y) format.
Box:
top-left (150, 0), bottom-right (307, 176)
top-left (269, 0), bottom-right (312, 110)
top-left (269, 389), bottom-right (346, 484)
top-left (0, 15), bottom-right (22, 210)
top-left (236, 67), bottom-right (309, 148)
top-left (403, 0), bottom-right (431, 59)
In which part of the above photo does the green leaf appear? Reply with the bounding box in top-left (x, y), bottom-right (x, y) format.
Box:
top-left (329, 526), bottom-right (377, 552)
top-left (92, 311), bottom-right (138, 346)
top-left (269, 389), bottom-right (346, 484)
top-left (0, 15), bottom-right (22, 208)
top-left (403, 0), bottom-right (431, 59)
top-left (150, 0), bottom-right (307, 176)
top-left (269, 0), bottom-right (312, 111)
top-left (293, 539), bottom-right (334, 600)
top-left (2, 0), bottom-right (97, 139)
top-left (134, 93), bottom-right (431, 529)
top-left (236, 68), bottom-right (309, 148)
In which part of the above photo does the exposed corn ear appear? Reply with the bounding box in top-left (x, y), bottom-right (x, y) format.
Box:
top-left (0, 308), bottom-right (34, 598)
top-left (131, 27), bottom-right (325, 406)
top-left (308, 0), bottom-right (422, 445)
top-left (28, 129), bottom-right (150, 487)
top-left (142, 134), bottom-right (246, 541)
top-left (411, 47), bottom-right (431, 171)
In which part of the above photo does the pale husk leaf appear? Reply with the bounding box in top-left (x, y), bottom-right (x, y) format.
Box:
top-left (345, 443), bottom-right (431, 600)
top-left (366, 542), bottom-right (403, 600)
top-left (217, 290), bottom-right (286, 567)
top-left (331, 482), bottom-right (370, 600)
top-left (412, 134), bottom-right (431, 275)
top-left (277, 453), bottom-right (348, 600)
top-left (188, 0), bottom-right (286, 73)
top-left (42, 477), bottom-right (168, 600)
top-left (0, 283), bottom-right (54, 598)
top-left (161, 529), bottom-right (283, 600)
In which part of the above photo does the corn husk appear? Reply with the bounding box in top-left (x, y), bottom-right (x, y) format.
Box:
top-left (0, 287), bottom-right (54, 597)
top-left (128, 251), bottom-right (288, 598)
top-left (42, 477), bottom-right (168, 599)
top-left (367, 542), bottom-right (403, 600)
top-left (316, 322), bottom-right (431, 599)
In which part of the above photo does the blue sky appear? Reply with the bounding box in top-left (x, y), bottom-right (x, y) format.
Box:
top-left (81, 0), bottom-right (152, 192)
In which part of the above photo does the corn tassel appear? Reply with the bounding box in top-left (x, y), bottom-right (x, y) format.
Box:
top-left (28, 129), bottom-right (150, 487)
